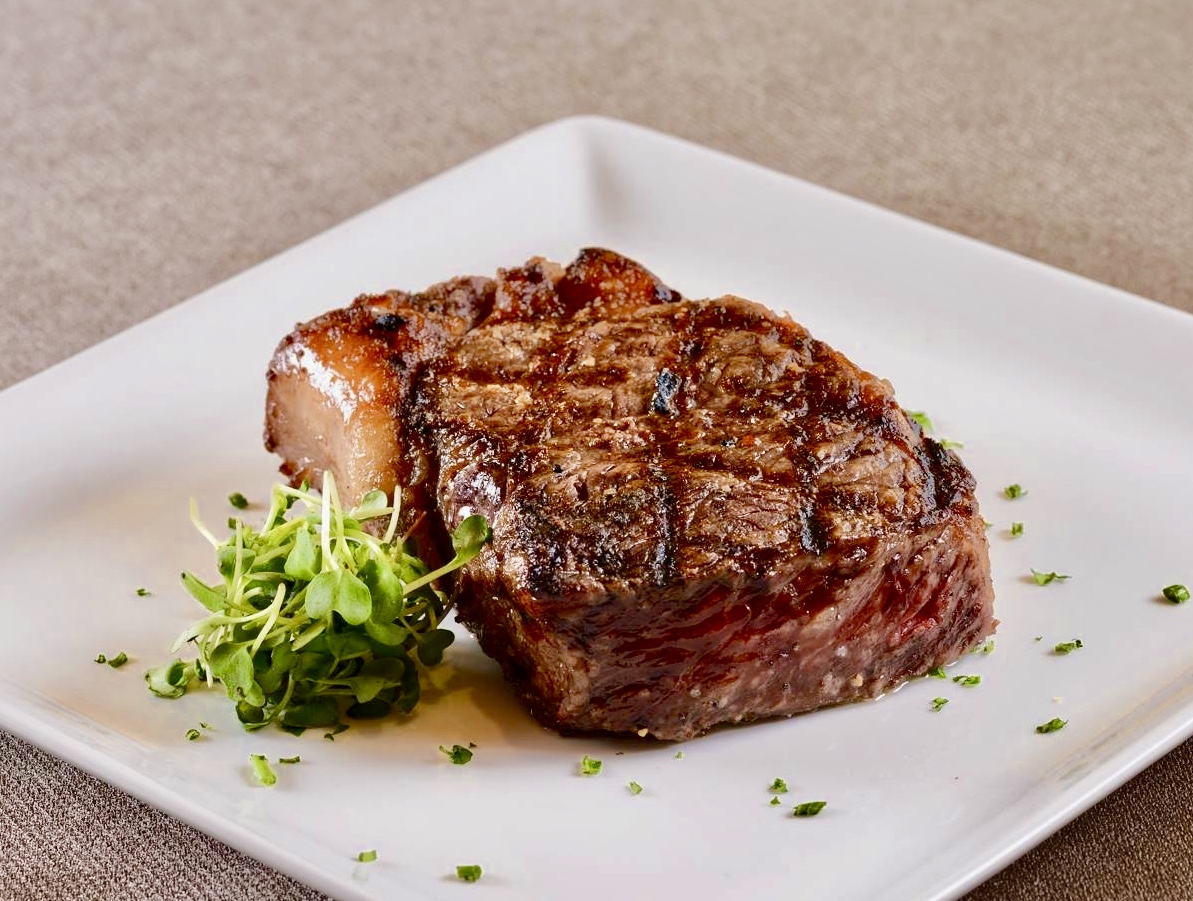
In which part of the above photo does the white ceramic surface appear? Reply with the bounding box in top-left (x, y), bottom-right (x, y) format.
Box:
top-left (1, 116), bottom-right (1191, 901)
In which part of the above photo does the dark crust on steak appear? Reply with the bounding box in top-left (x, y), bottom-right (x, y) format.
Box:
top-left (265, 248), bottom-right (996, 740)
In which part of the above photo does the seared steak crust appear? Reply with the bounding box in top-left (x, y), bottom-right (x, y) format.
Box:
top-left (266, 249), bottom-right (995, 740)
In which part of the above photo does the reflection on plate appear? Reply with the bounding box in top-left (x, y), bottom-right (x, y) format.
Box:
top-left (0, 116), bottom-right (1191, 901)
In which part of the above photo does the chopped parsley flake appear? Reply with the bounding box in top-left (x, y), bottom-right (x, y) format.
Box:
top-left (1010, 522), bottom-right (1024, 537)
top-left (94, 654), bottom-right (106, 664)
top-left (580, 755), bottom-right (602, 776)
top-left (136, 587), bottom-right (151, 597)
top-left (1031, 569), bottom-right (1071, 586)
top-left (1036, 717), bottom-right (1067, 734)
top-left (440, 744), bottom-right (474, 765)
top-left (227, 492), bottom-right (250, 509)
top-left (931, 697), bottom-right (949, 711)
top-left (907, 411), bottom-right (933, 432)
top-left (1053, 639), bottom-right (1084, 655)
top-left (185, 728), bottom-right (201, 741)
top-left (952, 675), bottom-right (981, 687)
top-left (1003, 484), bottom-right (1026, 499)
top-left (628, 780), bottom-right (644, 795)
top-left (1034, 635), bottom-right (1044, 642)
top-left (357, 850), bottom-right (377, 863)
top-left (768, 777), bottom-right (789, 794)
top-left (1162, 584), bottom-right (1190, 604)
top-left (456, 864), bottom-right (483, 883)
top-left (278, 755), bottom-right (301, 764)
top-left (674, 750), bottom-right (684, 759)
top-left (926, 666), bottom-right (947, 679)
top-left (249, 753), bottom-right (277, 786)
top-left (769, 796), bottom-right (781, 806)
top-left (792, 801), bottom-right (827, 817)
top-left (98, 652), bottom-right (129, 668)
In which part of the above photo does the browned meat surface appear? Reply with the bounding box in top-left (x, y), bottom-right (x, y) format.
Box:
top-left (265, 249), bottom-right (996, 740)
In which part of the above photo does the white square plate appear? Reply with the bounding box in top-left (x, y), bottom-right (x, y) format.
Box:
top-left (2, 117), bottom-right (1191, 901)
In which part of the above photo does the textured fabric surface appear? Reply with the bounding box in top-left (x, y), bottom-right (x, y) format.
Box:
top-left (2, 1), bottom-right (1191, 898)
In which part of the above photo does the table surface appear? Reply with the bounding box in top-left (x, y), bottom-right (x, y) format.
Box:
top-left (3, 2), bottom-right (1191, 898)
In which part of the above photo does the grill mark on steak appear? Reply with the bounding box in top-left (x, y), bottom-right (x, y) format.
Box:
top-left (264, 248), bottom-right (996, 740)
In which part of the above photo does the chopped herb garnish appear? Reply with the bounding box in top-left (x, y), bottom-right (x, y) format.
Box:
top-left (227, 492), bottom-right (250, 509)
top-left (136, 587), bottom-right (151, 597)
top-left (440, 744), bottom-right (474, 765)
top-left (1034, 635), bottom-right (1044, 642)
top-left (1031, 569), bottom-right (1071, 586)
top-left (1162, 584), bottom-right (1190, 604)
top-left (185, 728), bottom-right (201, 741)
top-left (145, 475), bottom-right (490, 736)
top-left (952, 675), bottom-right (981, 687)
top-left (926, 666), bottom-right (947, 679)
top-left (938, 439), bottom-right (964, 450)
top-left (983, 519), bottom-right (993, 530)
top-left (931, 697), bottom-right (949, 711)
top-left (1053, 639), bottom-right (1084, 655)
top-left (94, 654), bottom-right (107, 664)
top-left (628, 780), bottom-right (644, 795)
top-left (357, 850), bottom-right (377, 863)
top-left (278, 755), bottom-right (301, 764)
top-left (769, 796), bottom-right (781, 806)
top-left (981, 639), bottom-right (995, 655)
top-left (1003, 484), bottom-right (1026, 499)
top-left (907, 411), bottom-right (933, 432)
top-left (1010, 522), bottom-right (1024, 537)
top-left (1036, 717), bottom-right (1067, 734)
top-left (769, 777), bottom-right (789, 794)
top-left (249, 753), bottom-right (277, 786)
top-left (456, 864), bottom-right (483, 883)
top-left (199, 721), bottom-right (212, 730)
top-left (102, 652), bottom-right (129, 669)
top-left (792, 801), bottom-right (827, 817)
top-left (324, 724), bottom-right (349, 741)
top-left (580, 755), bottom-right (602, 776)
top-left (674, 750), bottom-right (684, 759)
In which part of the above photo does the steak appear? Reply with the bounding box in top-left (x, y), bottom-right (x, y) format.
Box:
top-left (265, 248), bottom-right (996, 740)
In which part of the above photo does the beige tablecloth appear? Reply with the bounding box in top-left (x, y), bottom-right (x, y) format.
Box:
top-left (2, 2), bottom-right (1191, 898)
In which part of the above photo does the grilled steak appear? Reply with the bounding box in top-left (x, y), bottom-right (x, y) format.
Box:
top-left (266, 249), bottom-right (996, 740)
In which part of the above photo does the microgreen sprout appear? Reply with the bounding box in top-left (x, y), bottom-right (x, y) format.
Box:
top-left (145, 475), bottom-right (490, 736)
